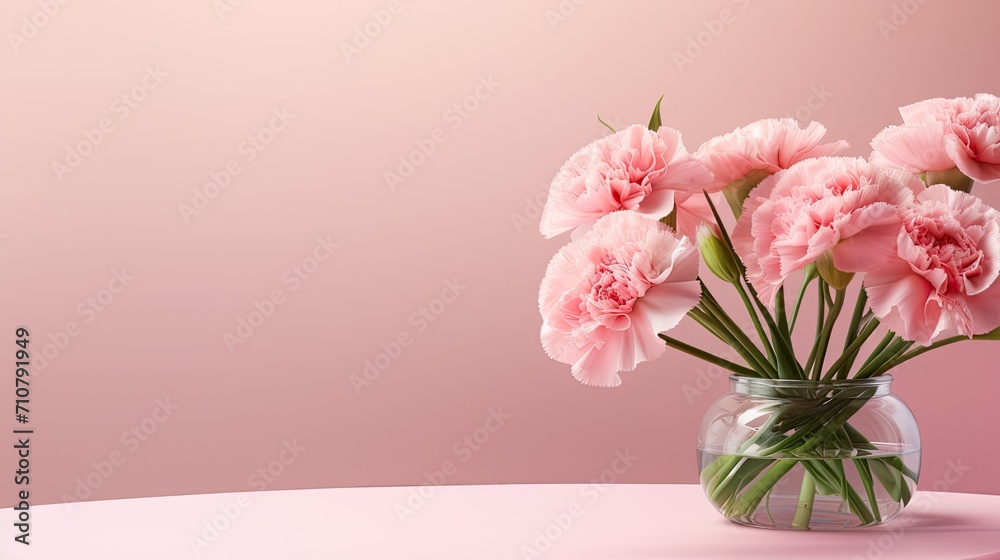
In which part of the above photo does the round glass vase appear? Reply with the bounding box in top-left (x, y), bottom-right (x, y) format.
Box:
top-left (697, 375), bottom-right (920, 530)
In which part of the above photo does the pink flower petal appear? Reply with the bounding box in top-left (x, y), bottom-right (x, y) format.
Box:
top-left (540, 125), bottom-right (713, 238)
top-left (866, 184), bottom-right (1000, 343)
top-left (733, 157), bottom-right (919, 307)
top-left (539, 211), bottom-right (701, 386)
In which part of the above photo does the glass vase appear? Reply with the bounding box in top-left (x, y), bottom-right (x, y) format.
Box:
top-left (697, 375), bottom-right (920, 530)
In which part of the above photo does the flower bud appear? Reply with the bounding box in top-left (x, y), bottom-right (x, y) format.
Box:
top-left (697, 223), bottom-right (740, 284)
top-left (815, 251), bottom-right (854, 290)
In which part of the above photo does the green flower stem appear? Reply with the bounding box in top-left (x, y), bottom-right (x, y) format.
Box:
top-left (871, 459), bottom-right (907, 503)
top-left (751, 290), bottom-right (802, 379)
top-left (703, 413), bottom-right (784, 499)
top-left (740, 282), bottom-right (800, 379)
top-left (823, 317), bottom-right (880, 381)
top-left (801, 459), bottom-right (840, 496)
top-left (834, 316), bottom-right (879, 380)
top-left (700, 454), bottom-right (730, 487)
top-left (817, 459), bottom-right (876, 525)
top-left (811, 288), bottom-right (846, 380)
top-left (688, 307), bottom-right (736, 345)
top-left (699, 284), bottom-right (778, 378)
top-left (775, 287), bottom-right (790, 341)
top-left (759, 400), bottom-right (854, 456)
top-left (884, 457), bottom-right (919, 484)
top-left (788, 267), bottom-right (818, 333)
top-left (855, 335), bottom-right (908, 378)
top-left (734, 280), bottom-right (778, 367)
top-left (705, 455), bottom-right (741, 497)
top-left (889, 335), bottom-right (966, 370)
top-left (724, 459), bottom-right (777, 516)
top-left (791, 471), bottom-right (816, 529)
top-left (870, 341), bottom-right (914, 377)
top-left (701, 191), bottom-right (801, 378)
top-left (658, 334), bottom-right (759, 377)
top-left (760, 387), bottom-right (874, 457)
top-left (702, 403), bottom-right (917, 528)
top-left (688, 307), bottom-right (775, 378)
top-left (791, 390), bottom-right (874, 452)
top-left (858, 332), bottom-right (895, 371)
top-left (703, 191), bottom-right (805, 379)
top-left (729, 459), bottom-right (798, 517)
top-left (716, 458), bottom-right (774, 512)
top-left (689, 305), bottom-right (761, 371)
top-left (854, 459), bottom-right (883, 524)
top-left (804, 281), bottom-right (827, 375)
top-left (702, 388), bottom-right (915, 528)
top-left (843, 423), bottom-right (919, 482)
top-left (856, 337), bottom-right (913, 379)
top-left (842, 288), bottom-right (869, 352)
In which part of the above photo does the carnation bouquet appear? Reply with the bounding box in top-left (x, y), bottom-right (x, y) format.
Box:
top-left (537, 95), bottom-right (1000, 529)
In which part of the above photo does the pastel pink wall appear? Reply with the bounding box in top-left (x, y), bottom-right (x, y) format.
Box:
top-left (2, 0), bottom-right (998, 507)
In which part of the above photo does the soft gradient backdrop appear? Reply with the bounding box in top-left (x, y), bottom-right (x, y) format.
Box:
top-left (2, 0), bottom-right (998, 508)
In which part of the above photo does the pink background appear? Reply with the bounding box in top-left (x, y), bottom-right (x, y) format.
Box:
top-left (2, 0), bottom-right (998, 508)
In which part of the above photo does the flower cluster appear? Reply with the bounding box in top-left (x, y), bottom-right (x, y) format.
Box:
top-left (538, 95), bottom-right (1000, 384)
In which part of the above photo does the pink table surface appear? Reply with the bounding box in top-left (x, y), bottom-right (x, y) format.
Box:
top-left (4, 484), bottom-right (999, 559)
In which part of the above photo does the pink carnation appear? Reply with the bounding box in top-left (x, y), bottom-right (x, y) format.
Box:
top-left (695, 118), bottom-right (849, 188)
top-left (539, 125), bottom-right (713, 239)
top-left (871, 94), bottom-right (1000, 183)
top-left (539, 211), bottom-right (701, 387)
top-left (673, 191), bottom-right (722, 241)
top-left (732, 157), bottom-right (923, 306)
top-left (866, 184), bottom-right (1000, 345)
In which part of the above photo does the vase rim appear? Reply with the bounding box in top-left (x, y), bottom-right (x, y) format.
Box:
top-left (728, 374), bottom-right (893, 396)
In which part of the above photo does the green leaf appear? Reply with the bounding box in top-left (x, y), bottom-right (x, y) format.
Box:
top-left (854, 459), bottom-right (883, 523)
top-left (871, 459), bottom-right (903, 502)
top-left (806, 460), bottom-right (876, 525)
top-left (899, 474), bottom-right (913, 505)
top-left (597, 114), bottom-right (616, 133)
top-left (647, 96), bottom-right (664, 130)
